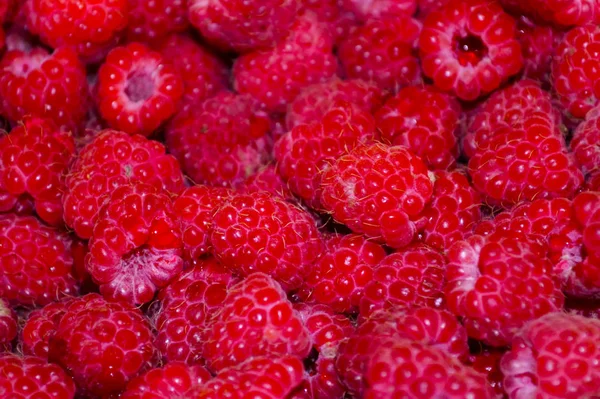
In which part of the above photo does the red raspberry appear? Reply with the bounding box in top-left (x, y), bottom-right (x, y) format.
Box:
top-left (360, 244), bottom-right (447, 318)
top-left (97, 43), bottom-right (184, 137)
top-left (338, 16), bottom-right (422, 93)
top-left (341, 0), bottom-right (417, 20)
top-left (298, 234), bottom-right (386, 313)
top-left (466, 350), bottom-right (505, 398)
top-left (211, 192), bottom-right (323, 291)
top-left (201, 273), bottom-right (312, 372)
top-left (165, 92), bottom-right (272, 188)
top-left (552, 25), bottom-right (600, 120)
top-left (122, 362), bottom-right (211, 399)
top-left (320, 143), bottom-right (435, 248)
top-left (233, 15), bottom-right (337, 114)
top-left (417, 0), bottom-right (450, 16)
top-left (571, 105), bottom-right (600, 184)
top-left (188, 0), bottom-right (299, 53)
top-left (419, 0), bottom-right (523, 101)
top-left (86, 183), bottom-right (183, 305)
top-left (501, 312), bottom-right (600, 399)
top-left (126, 0), bottom-right (188, 43)
top-left (240, 165), bottom-right (295, 202)
top-left (22, 299), bottom-right (72, 359)
top-left (48, 293), bottom-right (157, 397)
top-left (275, 101), bottom-right (379, 209)
top-left (286, 78), bottom-right (385, 130)
top-left (501, 0), bottom-right (600, 27)
top-left (155, 34), bottom-right (229, 112)
top-left (0, 299), bottom-right (15, 351)
top-left (445, 234), bottom-right (564, 346)
top-left (0, 214), bottom-right (77, 307)
top-left (63, 129), bottom-right (185, 239)
top-left (154, 257), bottom-right (239, 365)
top-left (516, 16), bottom-right (564, 84)
top-left (299, 0), bottom-right (357, 46)
top-left (375, 85), bottom-right (461, 169)
top-left (0, 47), bottom-right (89, 131)
top-left (25, 0), bottom-right (128, 62)
top-left (0, 118), bottom-right (74, 226)
top-left (0, 354), bottom-right (76, 399)
top-left (570, 191), bottom-right (600, 294)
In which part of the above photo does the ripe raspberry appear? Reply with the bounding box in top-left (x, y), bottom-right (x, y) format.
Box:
top-left (0, 118), bottom-right (75, 226)
top-left (417, 0), bottom-right (451, 16)
top-left (275, 102), bottom-right (379, 209)
top-left (211, 192), bottom-right (323, 291)
top-left (298, 234), bottom-right (386, 313)
top-left (0, 214), bottom-right (77, 307)
top-left (571, 105), bottom-right (600, 184)
top-left (26, 0), bottom-right (128, 62)
top-left (0, 354), bottom-right (76, 399)
top-left (233, 15), bottom-right (337, 113)
top-left (552, 25), bottom-right (600, 120)
top-left (63, 129), bottom-right (185, 239)
top-left (165, 92), bottom-right (272, 188)
top-left (201, 273), bottom-right (311, 372)
top-left (188, 0), bottom-right (299, 52)
top-left (299, 0), bottom-right (357, 46)
top-left (516, 16), bottom-right (563, 84)
top-left (338, 16), bottom-right (422, 92)
top-left (286, 78), bottom-right (385, 130)
top-left (466, 349), bottom-right (505, 398)
top-left (155, 34), bottom-right (229, 112)
top-left (360, 244), bottom-right (447, 318)
top-left (445, 234), bottom-right (564, 346)
top-left (122, 362), bottom-right (211, 399)
top-left (501, 312), bottom-right (600, 399)
top-left (22, 299), bottom-right (72, 359)
top-left (48, 293), bottom-right (157, 397)
top-left (419, 0), bottom-right (523, 100)
top-left (0, 299), bottom-right (15, 351)
top-left (0, 47), bottom-right (89, 131)
top-left (501, 0), bottom-right (600, 27)
top-left (375, 85), bottom-right (461, 169)
top-left (240, 165), bottom-right (295, 202)
top-left (154, 257), bottom-right (239, 365)
top-left (97, 43), bottom-right (184, 137)
top-left (320, 143), bottom-right (435, 248)
top-left (570, 191), bottom-right (600, 295)
top-left (341, 0), bottom-right (417, 20)
top-left (126, 0), bottom-right (188, 43)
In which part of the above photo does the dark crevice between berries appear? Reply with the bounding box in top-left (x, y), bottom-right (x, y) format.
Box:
top-left (125, 71), bottom-right (155, 103)
top-left (454, 34), bottom-right (488, 66)
top-left (303, 347), bottom-right (319, 376)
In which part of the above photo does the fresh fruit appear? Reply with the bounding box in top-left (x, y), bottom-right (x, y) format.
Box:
top-left (341, 0), bottom-right (417, 20)
top-left (22, 299), bottom-right (72, 359)
top-left (122, 362), bottom-right (211, 399)
top-left (127, 0), bottom-right (188, 43)
top-left (0, 299), bottom-right (15, 351)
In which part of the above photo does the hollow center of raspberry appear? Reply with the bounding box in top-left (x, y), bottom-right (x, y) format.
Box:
top-left (454, 34), bottom-right (488, 66)
top-left (124, 71), bottom-right (155, 103)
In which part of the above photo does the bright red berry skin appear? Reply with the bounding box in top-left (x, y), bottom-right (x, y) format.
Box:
top-left (126, 0), bottom-right (188, 43)
top-left (502, 0), bottom-right (600, 27)
top-left (154, 257), bottom-right (239, 365)
top-left (0, 118), bottom-right (74, 227)
top-left (516, 16), bottom-right (563, 84)
top-left (275, 101), bottom-right (379, 209)
top-left (466, 350), bottom-right (505, 398)
top-left (320, 143), bottom-right (435, 249)
top-left (210, 192), bottom-right (324, 291)
top-left (338, 16), bottom-right (422, 93)
top-left (241, 165), bottom-right (295, 202)
top-left (188, 0), bottom-right (299, 53)
top-left (570, 191), bottom-right (600, 294)
top-left (445, 234), bottom-right (564, 347)
top-left (201, 273), bottom-right (312, 372)
top-left (0, 214), bottom-right (77, 307)
top-left (0, 354), bottom-right (76, 399)
top-left (0, 299), bottom-right (15, 351)
top-left (419, 0), bottom-right (523, 101)
top-left (375, 85), bottom-right (461, 170)
top-left (121, 362), bottom-right (212, 399)
top-left (48, 294), bottom-right (157, 397)
top-left (233, 15), bottom-right (337, 114)
top-left (360, 244), bottom-right (447, 318)
top-left (501, 312), bottom-right (600, 399)
top-left (571, 105), bottom-right (600, 184)
top-left (299, 0), bottom-right (357, 47)
top-left (341, 0), bottom-right (417, 20)
top-left (0, 47), bottom-right (89, 131)
top-left (22, 299), bottom-right (73, 360)
top-left (63, 129), bottom-right (185, 239)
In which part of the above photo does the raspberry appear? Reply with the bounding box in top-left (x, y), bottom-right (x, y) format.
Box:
top-left (501, 312), bottom-right (600, 399)
top-left (570, 191), bottom-right (600, 294)
top-left (153, 257), bottom-right (239, 365)
top-left (275, 101), bottom-right (379, 209)
top-left (320, 143), bottom-right (435, 248)
top-left (298, 234), bottom-right (386, 313)
top-left (338, 16), bottom-right (422, 92)
top-left (188, 0), bottom-right (299, 52)
top-left (445, 234), bottom-right (564, 346)
top-left (0, 354), bottom-right (76, 399)
top-left (233, 15), bottom-right (337, 113)
top-left (419, 0), bottom-right (523, 100)
top-left (211, 192), bottom-right (323, 291)
top-left (360, 244), bottom-right (447, 318)
top-left (22, 299), bottom-right (72, 359)
top-left (341, 0), bottom-right (417, 20)
top-left (299, 0), bottom-right (357, 46)
top-left (48, 293), bottom-right (157, 397)
top-left (0, 118), bottom-right (75, 226)
top-left (0, 47), bottom-right (89, 131)
top-left (122, 362), bottom-right (212, 399)
top-left (571, 105), bottom-right (600, 184)
top-left (466, 349), bottom-right (505, 398)
top-left (0, 299), bottom-right (15, 351)
top-left (417, 0), bottom-right (450, 15)
top-left (240, 165), bottom-right (295, 202)
top-left (0, 214), bottom-right (77, 307)
top-left (126, 0), bottom-right (188, 43)
top-left (96, 42), bottom-right (184, 137)
top-left (63, 129), bottom-right (185, 239)
top-left (501, 0), bottom-right (600, 27)
top-left (516, 16), bottom-right (564, 84)
top-left (201, 273), bottom-right (312, 372)
top-left (375, 85), bottom-right (461, 169)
